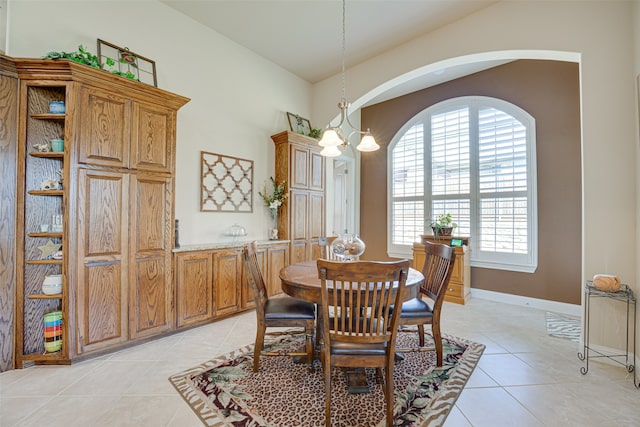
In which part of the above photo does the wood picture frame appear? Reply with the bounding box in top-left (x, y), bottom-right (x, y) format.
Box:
top-left (287, 112), bottom-right (311, 136)
top-left (201, 151), bottom-right (253, 212)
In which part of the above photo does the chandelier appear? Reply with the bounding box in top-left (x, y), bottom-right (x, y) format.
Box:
top-left (318, 0), bottom-right (379, 157)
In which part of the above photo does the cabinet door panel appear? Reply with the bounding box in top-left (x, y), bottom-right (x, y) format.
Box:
top-left (129, 174), bottom-right (173, 338)
top-left (290, 240), bottom-right (308, 265)
top-left (290, 191), bottom-right (308, 240)
top-left (77, 169), bottom-right (129, 354)
top-left (175, 253), bottom-right (213, 327)
top-left (450, 256), bottom-right (464, 285)
top-left (132, 102), bottom-right (174, 173)
top-left (290, 145), bottom-right (309, 188)
top-left (309, 151), bottom-right (324, 191)
top-left (78, 261), bottom-right (127, 353)
top-left (79, 87), bottom-right (131, 168)
top-left (267, 245), bottom-right (289, 296)
top-left (309, 192), bottom-right (324, 239)
top-left (213, 250), bottom-right (240, 317)
top-left (130, 256), bottom-right (170, 337)
top-left (132, 175), bottom-right (169, 253)
top-left (81, 171), bottom-right (126, 256)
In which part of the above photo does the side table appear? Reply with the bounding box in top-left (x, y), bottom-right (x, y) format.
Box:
top-left (577, 281), bottom-right (638, 388)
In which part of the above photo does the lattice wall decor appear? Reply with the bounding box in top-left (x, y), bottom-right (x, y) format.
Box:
top-left (201, 152), bottom-right (253, 212)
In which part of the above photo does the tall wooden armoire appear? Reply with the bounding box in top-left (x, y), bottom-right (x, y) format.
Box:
top-left (271, 131), bottom-right (325, 264)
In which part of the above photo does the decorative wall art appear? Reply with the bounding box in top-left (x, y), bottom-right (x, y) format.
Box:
top-left (201, 151), bottom-right (253, 212)
top-left (97, 39), bottom-right (157, 87)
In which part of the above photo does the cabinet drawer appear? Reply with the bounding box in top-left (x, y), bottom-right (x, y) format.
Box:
top-left (445, 283), bottom-right (464, 298)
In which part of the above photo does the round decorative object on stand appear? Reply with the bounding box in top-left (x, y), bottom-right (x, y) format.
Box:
top-left (330, 234), bottom-right (365, 261)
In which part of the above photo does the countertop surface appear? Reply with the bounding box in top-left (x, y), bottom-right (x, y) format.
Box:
top-left (172, 239), bottom-right (290, 253)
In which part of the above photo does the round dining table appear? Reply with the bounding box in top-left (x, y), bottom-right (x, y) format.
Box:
top-left (279, 259), bottom-right (425, 393)
top-left (279, 260), bottom-right (424, 304)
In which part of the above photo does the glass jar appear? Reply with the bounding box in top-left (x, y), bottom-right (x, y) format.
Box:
top-left (330, 234), bottom-right (365, 261)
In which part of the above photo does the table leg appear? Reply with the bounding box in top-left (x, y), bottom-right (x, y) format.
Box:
top-left (345, 368), bottom-right (370, 393)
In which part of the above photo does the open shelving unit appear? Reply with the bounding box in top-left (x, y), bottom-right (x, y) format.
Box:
top-left (16, 82), bottom-right (69, 366)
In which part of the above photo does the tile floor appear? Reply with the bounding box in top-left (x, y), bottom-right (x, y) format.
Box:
top-left (1, 298), bottom-right (639, 426)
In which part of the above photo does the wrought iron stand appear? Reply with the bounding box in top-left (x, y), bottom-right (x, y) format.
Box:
top-left (578, 281), bottom-right (638, 388)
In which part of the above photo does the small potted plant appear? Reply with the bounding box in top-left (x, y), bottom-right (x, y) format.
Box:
top-left (429, 213), bottom-right (457, 239)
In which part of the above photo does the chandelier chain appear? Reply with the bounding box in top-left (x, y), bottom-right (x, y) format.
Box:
top-left (317, 0), bottom-right (379, 156)
top-left (341, 0), bottom-right (346, 103)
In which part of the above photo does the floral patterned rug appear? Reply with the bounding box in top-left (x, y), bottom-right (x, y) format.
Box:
top-left (169, 330), bottom-right (484, 426)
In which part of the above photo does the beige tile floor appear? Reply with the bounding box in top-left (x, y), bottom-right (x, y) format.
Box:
top-left (1, 298), bottom-right (639, 426)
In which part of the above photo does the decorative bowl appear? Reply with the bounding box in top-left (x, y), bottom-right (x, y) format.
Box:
top-left (330, 234), bottom-right (366, 261)
top-left (42, 274), bottom-right (62, 295)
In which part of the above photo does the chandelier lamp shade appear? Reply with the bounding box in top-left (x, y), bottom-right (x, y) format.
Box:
top-left (318, 0), bottom-right (380, 157)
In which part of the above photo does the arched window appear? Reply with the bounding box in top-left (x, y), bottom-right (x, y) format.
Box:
top-left (388, 96), bottom-right (537, 272)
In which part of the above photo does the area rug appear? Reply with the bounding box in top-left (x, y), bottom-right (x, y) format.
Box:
top-left (169, 330), bottom-right (484, 426)
top-left (545, 311), bottom-right (581, 342)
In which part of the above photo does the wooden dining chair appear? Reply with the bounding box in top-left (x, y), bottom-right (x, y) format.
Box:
top-left (394, 241), bottom-right (455, 366)
top-left (242, 241), bottom-right (316, 372)
top-left (317, 259), bottom-right (410, 427)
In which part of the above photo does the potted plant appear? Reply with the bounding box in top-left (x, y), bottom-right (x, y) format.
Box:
top-left (429, 213), bottom-right (457, 239)
top-left (43, 45), bottom-right (138, 81)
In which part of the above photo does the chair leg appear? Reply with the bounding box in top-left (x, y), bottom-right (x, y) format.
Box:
top-left (433, 323), bottom-right (443, 367)
top-left (253, 325), bottom-right (266, 372)
top-left (385, 365), bottom-right (394, 427)
top-left (418, 324), bottom-right (425, 347)
top-left (325, 365), bottom-right (332, 427)
top-left (305, 327), bottom-right (314, 367)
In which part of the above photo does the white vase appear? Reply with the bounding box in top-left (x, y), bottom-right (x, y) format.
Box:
top-left (42, 274), bottom-right (62, 295)
top-left (269, 227), bottom-right (279, 240)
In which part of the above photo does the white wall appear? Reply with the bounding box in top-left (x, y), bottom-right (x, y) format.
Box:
top-left (0, 0), bottom-right (7, 53)
top-left (7, 0), bottom-right (313, 245)
top-left (312, 1), bottom-right (638, 351)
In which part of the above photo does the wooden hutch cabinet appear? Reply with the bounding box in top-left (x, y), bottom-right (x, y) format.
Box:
top-left (14, 58), bottom-right (189, 366)
top-left (412, 235), bottom-right (471, 305)
top-left (271, 131), bottom-right (325, 264)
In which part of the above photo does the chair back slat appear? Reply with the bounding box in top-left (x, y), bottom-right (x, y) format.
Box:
top-left (419, 241), bottom-right (456, 304)
top-left (242, 241), bottom-right (268, 310)
top-left (318, 259), bottom-right (409, 345)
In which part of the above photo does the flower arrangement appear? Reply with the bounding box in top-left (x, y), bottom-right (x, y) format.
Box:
top-left (259, 177), bottom-right (288, 220)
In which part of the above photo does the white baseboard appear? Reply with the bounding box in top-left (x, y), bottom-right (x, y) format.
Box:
top-left (470, 288), bottom-right (581, 317)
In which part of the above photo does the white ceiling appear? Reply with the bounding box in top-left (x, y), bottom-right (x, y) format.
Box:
top-left (162, 0), bottom-right (500, 84)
